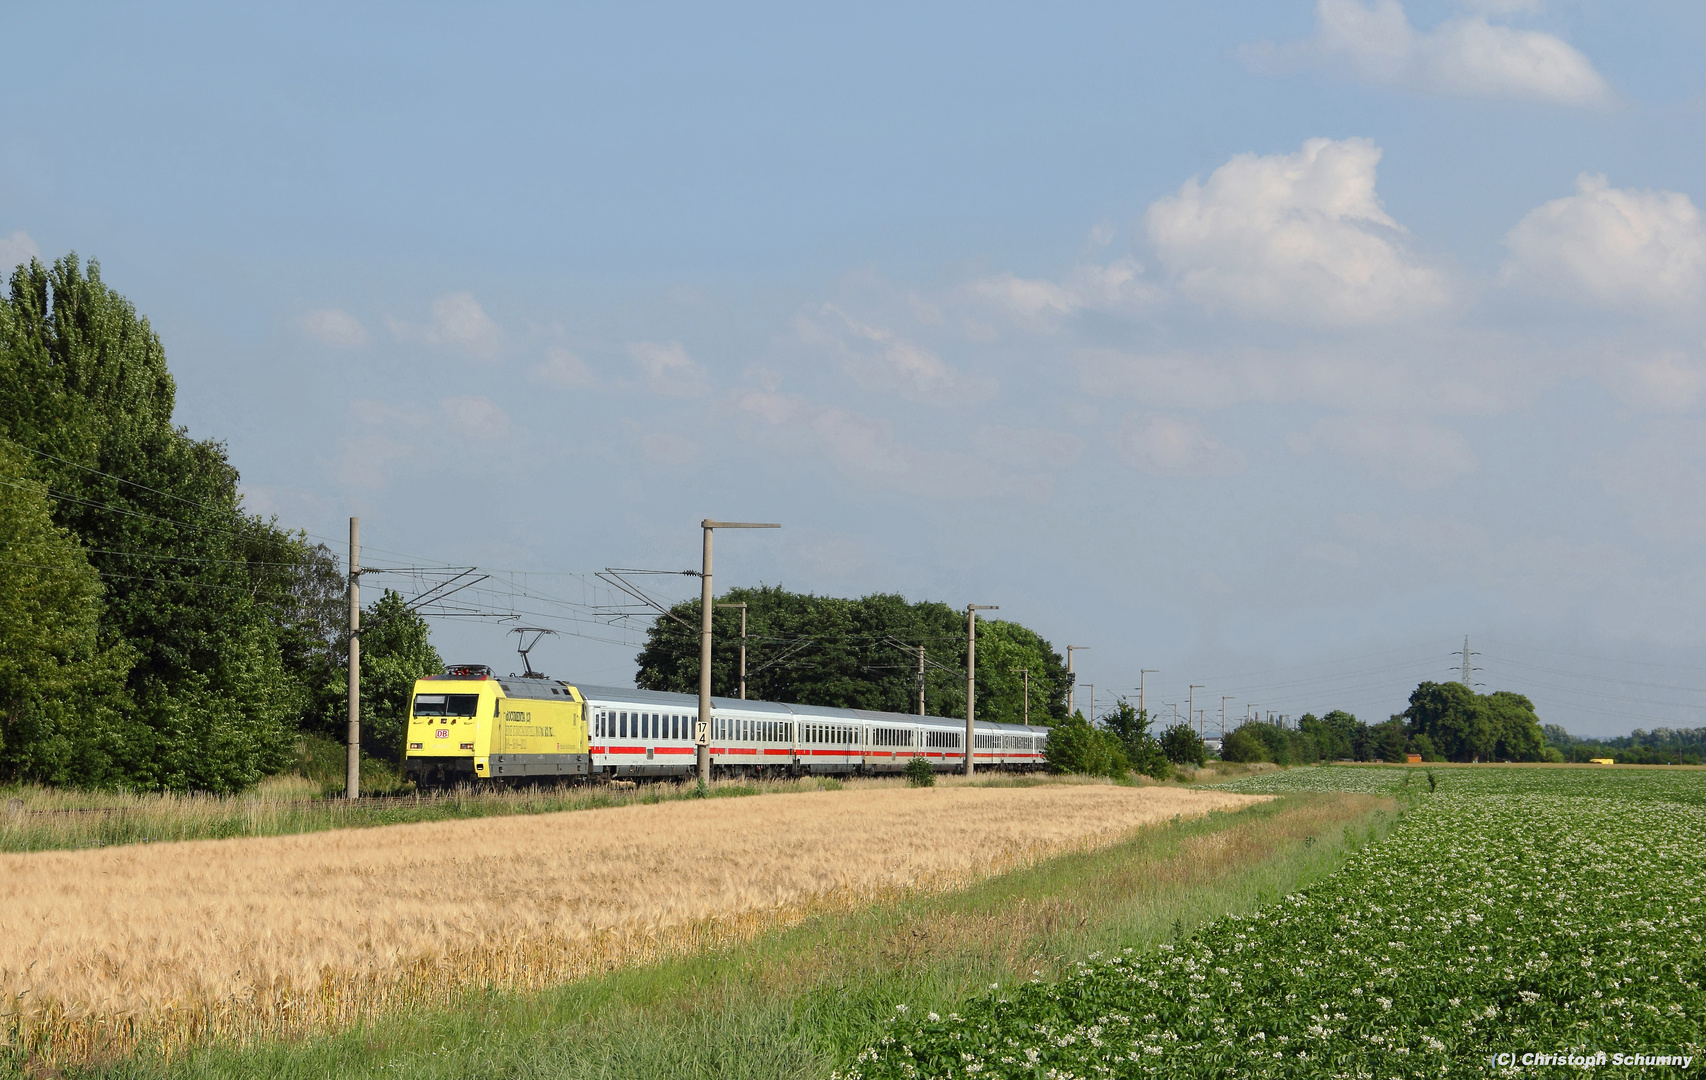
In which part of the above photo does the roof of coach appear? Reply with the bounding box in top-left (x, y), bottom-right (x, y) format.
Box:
top-left (573, 684), bottom-right (795, 716)
top-left (564, 684), bottom-right (1054, 733)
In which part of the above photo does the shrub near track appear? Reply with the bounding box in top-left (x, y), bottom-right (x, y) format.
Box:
top-left (841, 768), bottom-right (1705, 1079)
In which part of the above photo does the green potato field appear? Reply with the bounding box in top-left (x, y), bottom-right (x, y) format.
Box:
top-left (839, 767), bottom-right (1705, 1079)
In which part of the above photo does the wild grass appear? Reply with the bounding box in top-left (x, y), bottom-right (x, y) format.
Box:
top-left (80, 790), bottom-right (1391, 1080)
top-left (0, 783), bottom-right (1263, 1066)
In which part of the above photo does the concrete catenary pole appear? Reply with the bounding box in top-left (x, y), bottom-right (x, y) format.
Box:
top-left (1010, 667), bottom-right (1030, 725)
top-left (1222, 696), bottom-right (1235, 739)
top-left (965, 604), bottom-right (998, 775)
top-left (717, 602), bottom-right (748, 699)
top-left (1066, 646), bottom-right (1089, 717)
top-left (1189, 685), bottom-right (1204, 740)
top-left (917, 645), bottom-right (926, 717)
top-left (698, 521), bottom-right (779, 784)
top-left (346, 517), bottom-right (360, 800)
top-left (1139, 669), bottom-right (1157, 721)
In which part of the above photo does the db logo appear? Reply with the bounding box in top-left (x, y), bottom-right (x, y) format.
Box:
top-left (435, 729), bottom-right (449, 739)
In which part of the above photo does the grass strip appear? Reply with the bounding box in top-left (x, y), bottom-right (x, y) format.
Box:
top-left (59, 790), bottom-right (1395, 1080)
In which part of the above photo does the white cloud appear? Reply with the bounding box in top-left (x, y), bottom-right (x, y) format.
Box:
top-left (298, 308), bottom-right (368, 348)
top-left (1597, 420), bottom-right (1706, 542)
top-left (531, 347), bottom-right (597, 389)
top-left (1111, 415), bottom-right (1247, 478)
top-left (1287, 415), bottom-right (1477, 489)
top-left (628, 340), bottom-right (711, 397)
top-left (796, 306), bottom-right (997, 406)
top-left (0, 230), bottom-right (40, 272)
top-left (732, 390), bottom-right (1019, 500)
top-left (387, 292), bottom-right (502, 361)
top-left (1607, 353), bottom-right (1706, 412)
top-left (642, 432), bottom-right (698, 467)
top-left (1248, 0), bottom-right (1609, 105)
top-left (1145, 137), bottom-right (1446, 324)
top-left (973, 425), bottom-right (1085, 470)
top-left (969, 257), bottom-right (1160, 324)
top-left (440, 395), bottom-right (509, 439)
top-left (1501, 175), bottom-right (1706, 309)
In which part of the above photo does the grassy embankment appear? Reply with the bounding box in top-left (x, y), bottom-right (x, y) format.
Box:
top-left (46, 788), bottom-right (1394, 1080)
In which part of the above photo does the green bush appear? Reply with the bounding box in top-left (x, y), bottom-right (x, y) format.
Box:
top-left (1160, 723), bottom-right (1207, 767)
top-left (1220, 725), bottom-right (1269, 763)
top-left (1044, 712), bottom-right (1130, 779)
top-left (904, 754), bottom-right (935, 787)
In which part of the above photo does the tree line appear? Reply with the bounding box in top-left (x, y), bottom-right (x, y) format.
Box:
top-left (1219, 681), bottom-right (1550, 764)
top-left (635, 585), bottom-right (1075, 725)
top-left (0, 255), bottom-right (439, 792)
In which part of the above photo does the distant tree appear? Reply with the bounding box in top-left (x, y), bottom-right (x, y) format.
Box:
top-left (1403, 682), bottom-right (1494, 762)
top-left (1045, 711), bottom-right (1130, 779)
top-left (321, 591), bottom-right (442, 762)
top-left (1403, 682), bottom-right (1545, 763)
top-left (1301, 711), bottom-right (1355, 761)
top-left (1220, 724), bottom-right (1269, 763)
top-left (1374, 717), bottom-right (1408, 763)
top-left (1159, 722), bottom-right (1207, 768)
top-left (634, 586), bottom-right (1071, 722)
top-left (1102, 699), bottom-right (1170, 779)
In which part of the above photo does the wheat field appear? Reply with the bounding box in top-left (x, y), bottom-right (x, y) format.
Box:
top-left (0, 782), bottom-right (1265, 1061)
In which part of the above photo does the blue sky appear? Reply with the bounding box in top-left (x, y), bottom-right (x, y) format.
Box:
top-left (6, 2), bottom-right (1706, 737)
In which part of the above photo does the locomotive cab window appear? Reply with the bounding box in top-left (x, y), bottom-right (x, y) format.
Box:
top-left (413, 694), bottom-right (479, 717)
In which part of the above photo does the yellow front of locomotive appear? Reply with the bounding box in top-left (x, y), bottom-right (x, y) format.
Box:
top-left (403, 665), bottom-right (497, 788)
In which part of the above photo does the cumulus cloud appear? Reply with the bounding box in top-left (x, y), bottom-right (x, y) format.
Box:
top-left (298, 308), bottom-right (368, 347)
top-left (628, 340), bottom-right (711, 397)
top-left (0, 230), bottom-right (40, 272)
top-left (1287, 415), bottom-right (1477, 489)
top-left (531, 347), bottom-right (597, 389)
top-left (387, 292), bottom-right (502, 361)
top-left (1501, 175), bottom-right (1706, 309)
top-left (796, 306), bottom-right (997, 406)
top-left (1146, 137), bottom-right (1446, 324)
top-left (1246, 0), bottom-right (1609, 105)
top-left (1111, 415), bottom-right (1247, 478)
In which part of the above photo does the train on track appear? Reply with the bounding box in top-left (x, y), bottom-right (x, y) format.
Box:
top-left (403, 664), bottom-right (1050, 787)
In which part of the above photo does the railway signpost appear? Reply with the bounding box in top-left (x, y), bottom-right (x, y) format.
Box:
top-left (697, 520), bottom-right (780, 784)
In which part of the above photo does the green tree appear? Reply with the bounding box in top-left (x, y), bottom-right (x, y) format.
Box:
top-left (1220, 724), bottom-right (1268, 763)
top-left (1044, 711), bottom-right (1130, 778)
top-left (0, 255), bottom-right (321, 790)
top-left (0, 440), bottom-right (135, 785)
top-left (322, 591), bottom-right (442, 762)
top-left (634, 586), bottom-right (1070, 722)
top-left (1103, 699), bottom-right (1170, 779)
top-left (1159, 722), bottom-right (1207, 767)
top-left (1403, 681), bottom-right (1545, 763)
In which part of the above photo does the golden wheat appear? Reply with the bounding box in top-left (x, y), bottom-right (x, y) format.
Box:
top-left (0, 783), bottom-right (1264, 1060)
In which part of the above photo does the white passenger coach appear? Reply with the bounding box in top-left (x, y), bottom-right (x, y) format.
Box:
top-left (579, 685), bottom-right (1048, 779)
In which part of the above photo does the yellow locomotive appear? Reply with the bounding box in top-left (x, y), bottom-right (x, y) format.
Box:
top-left (404, 664), bottom-right (590, 787)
